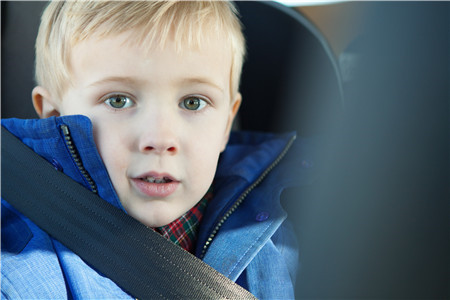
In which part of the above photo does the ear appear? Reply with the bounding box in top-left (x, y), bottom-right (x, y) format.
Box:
top-left (32, 86), bottom-right (61, 118)
top-left (221, 93), bottom-right (242, 151)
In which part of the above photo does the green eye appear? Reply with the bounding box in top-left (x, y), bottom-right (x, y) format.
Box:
top-left (104, 95), bottom-right (134, 109)
top-left (180, 97), bottom-right (207, 111)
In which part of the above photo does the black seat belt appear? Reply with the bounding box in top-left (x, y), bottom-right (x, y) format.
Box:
top-left (1, 125), bottom-right (257, 300)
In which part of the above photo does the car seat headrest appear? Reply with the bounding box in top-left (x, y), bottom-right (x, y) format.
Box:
top-left (236, 1), bottom-right (343, 136)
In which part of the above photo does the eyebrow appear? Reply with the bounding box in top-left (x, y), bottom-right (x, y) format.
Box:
top-left (88, 76), bottom-right (145, 87)
top-left (178, 77), bottom-right (225, 94)
top-left (88, 76), bottom-right (225, 94)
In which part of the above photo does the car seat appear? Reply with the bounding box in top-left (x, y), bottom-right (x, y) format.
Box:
top-left (1, 1), bottom-right (47, 119)
top-left (235, 1), bottom-right (343, 136)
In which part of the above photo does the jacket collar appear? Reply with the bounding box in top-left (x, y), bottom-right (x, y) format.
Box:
top-left (202, 131), bottom-right (299, 231)
top-left (217, 130), bottom-right (297, 181)
top-left (2, 116), bottom-right (124, 211)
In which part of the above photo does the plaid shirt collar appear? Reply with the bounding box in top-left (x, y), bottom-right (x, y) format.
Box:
top-left (154, 187), bottom-right (213, 253)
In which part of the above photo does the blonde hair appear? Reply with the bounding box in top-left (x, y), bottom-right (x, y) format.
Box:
top-left (35, 1), bottom-right (245, 100)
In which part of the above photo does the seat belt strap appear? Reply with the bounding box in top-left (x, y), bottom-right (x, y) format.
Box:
top-left (1, 125), bottom-right (257, 300)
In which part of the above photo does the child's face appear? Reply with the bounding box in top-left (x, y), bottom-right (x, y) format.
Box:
top-left (42, 31), bottom-right (240, 227)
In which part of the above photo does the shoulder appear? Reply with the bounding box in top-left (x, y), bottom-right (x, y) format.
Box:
top-left (1, 201), bottom-right (33, 255)
top-left (1, 200), bottom-right (68, 298)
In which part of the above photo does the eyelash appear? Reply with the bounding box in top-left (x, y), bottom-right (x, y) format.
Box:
top-left (102, 94), bottom-right (135, 110)
top-left (179, 96), bottom-right (210, 112)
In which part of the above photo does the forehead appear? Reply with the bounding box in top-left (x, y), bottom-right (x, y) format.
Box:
top-left (69, 30), bottom-right (233, 93)
top-left (72, 26), bottom-right (232, 66)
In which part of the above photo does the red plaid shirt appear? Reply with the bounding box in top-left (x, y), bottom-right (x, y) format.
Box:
top-left (154, 188), bottom-right (212, 253)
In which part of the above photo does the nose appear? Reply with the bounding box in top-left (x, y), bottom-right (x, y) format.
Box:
top-left (137, 111), bottom-right (179, 155)
top-left (140, 142), bottom-right (177, 155)
top-left (139, 130), bottom-right (178, 155)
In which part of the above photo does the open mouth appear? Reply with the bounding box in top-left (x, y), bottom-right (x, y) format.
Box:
top-left (133, 174), bottom-right (179, 197)
top-left (140, 176), bottom-right (173, 184)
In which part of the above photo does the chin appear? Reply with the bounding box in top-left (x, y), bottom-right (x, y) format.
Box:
top-left (125, 201), bottom-right (182, 228)
top-left (135, 212), bottom-right (179, 228)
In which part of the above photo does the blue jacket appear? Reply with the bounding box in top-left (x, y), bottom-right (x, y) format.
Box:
top-left (1, 115), bottom-right (316, 299)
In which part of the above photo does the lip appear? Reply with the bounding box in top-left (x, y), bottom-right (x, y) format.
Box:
top-left (131, 172), bottom-right (179, 198)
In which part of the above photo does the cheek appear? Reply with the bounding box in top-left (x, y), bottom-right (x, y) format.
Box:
top-left (186, 124), bottom-right (226, 177)
top-left (91, 120), bottom-right (129, 177)
top-left (187, 147), bottom-right (221, 195)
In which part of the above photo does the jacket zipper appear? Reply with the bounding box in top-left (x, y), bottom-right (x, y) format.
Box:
top-left (199, 134), bottom-right (297, 259)
top-left (60, 125), bottom-right (98, 194)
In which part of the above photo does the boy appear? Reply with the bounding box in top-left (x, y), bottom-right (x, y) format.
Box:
top-left (2, 1), bottom-right (305, 298)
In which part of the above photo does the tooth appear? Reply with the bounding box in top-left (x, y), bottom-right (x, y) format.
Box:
top-left (142, 176), bottom-right (171, 183)
top-left (145, 176), bottom-right (155, 183)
